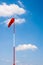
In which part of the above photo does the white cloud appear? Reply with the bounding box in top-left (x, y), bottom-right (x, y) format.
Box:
top-left (0, 3), bottom-right (26, 17)
top-left (15, 18), bottom-right (25, 24)
top-left (16, 44), bottom-right (38, 51)
top-left (18, 0), bottom-right (24, 7)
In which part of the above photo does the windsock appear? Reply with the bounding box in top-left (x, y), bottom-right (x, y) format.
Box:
top-left (8, 18), bottom-right (15, 27)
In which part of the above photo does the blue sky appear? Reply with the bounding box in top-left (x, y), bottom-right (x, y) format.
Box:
top-left (0, 0), bottom-right (43, 65)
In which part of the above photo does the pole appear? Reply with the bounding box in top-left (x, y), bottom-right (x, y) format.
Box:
top-left (13, 47), bottom-right (15, 65)
top-left (13, 23), bottom-right (15, 65)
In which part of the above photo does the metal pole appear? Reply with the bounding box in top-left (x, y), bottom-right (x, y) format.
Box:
top-left (13, 23), bottom-right (15, 65)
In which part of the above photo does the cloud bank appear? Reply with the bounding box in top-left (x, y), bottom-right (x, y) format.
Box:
top-left (0, 3), bottom-right (26, 17)
top-left (16, 44), bottom-right (38, 51)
